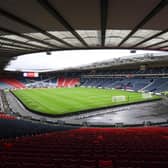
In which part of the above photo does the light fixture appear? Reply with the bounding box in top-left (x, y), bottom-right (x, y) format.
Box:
top-left (130, 50), bottom-right (136, 53)
top-left (46, 51), bottom-right (51, 55)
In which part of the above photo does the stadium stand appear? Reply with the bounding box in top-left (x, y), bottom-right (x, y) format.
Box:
top-left (57, 77), bottom-right (79, 87)
top-left (0, 79), bottom-right (25, 89)
top-left (1, 68), bottom-right (168, 93)
top-left (0, 1), bottom-right (168, 167)
top-left (0, 67), bottom-right (168, 91)
top-left (0, 117), bottom-right (76, 139)
top-left (1, 127), bottom-right (168, 168)
top-left (80, 77), bottom-right (168, 93)
top-left (0, 77), bottom-right (80, 89)
top-left (144, 78), bottom-right (168, 92)
top-left (0, 113), bottom-right (16, 120)
top-left (0, 82), bottom-right (13, 89)
top-left (25, 77), bottom-right (57, 88)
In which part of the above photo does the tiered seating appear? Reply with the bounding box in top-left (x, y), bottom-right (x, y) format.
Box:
top-left (132, 78), bottom-right (152, 91)
top-left (144, 78), bottom-right (168, 92)
top-left (81, 77), bottom-right (168, 92)
top-left (0, 118), bottom-right (75, 139)
top-left (154, 80), bottom-right (168, 92)
top-left (81, 78), bottom-right (119, 88)
top-left (24, 77), bottom-right (57, 88)
top-left (0, 113), bottom-right (16, 120)
top-left (0, 82), bottom-right (13, 89)
top-left (57, 77), bottom-right (65, 87)
top-left (69, 78), bottom-right (80, 86)
top-left (1, 127), bottom-right (168, 167)
top-left (57, 77), bottom-right (79, 87)
top-left (0, 78), bottom-right (25, 88)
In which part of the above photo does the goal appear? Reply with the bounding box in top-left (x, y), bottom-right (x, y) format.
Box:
top-left (112, 95), bottom-right (126, 103)
top-left (142, 92), bottom-right (152, 99)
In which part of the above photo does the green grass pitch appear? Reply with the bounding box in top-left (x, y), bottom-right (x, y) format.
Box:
top-left (12, 87), bottom-right (160, 115)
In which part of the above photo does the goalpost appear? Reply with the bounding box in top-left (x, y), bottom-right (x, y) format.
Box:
top-left (141, 92), bottom-right (153, 99)
top-left (112, 95), bottom-right (127, 103)
top-left (112, 92), bottom-right (153, 104)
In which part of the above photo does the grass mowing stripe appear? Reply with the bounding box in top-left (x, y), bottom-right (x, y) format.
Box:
top-left (13, 90), bottom-right (55, 112)
top-left (33, 89), bottom-right (83, 112)
top-left (23, 89), bottom-right (75, 113)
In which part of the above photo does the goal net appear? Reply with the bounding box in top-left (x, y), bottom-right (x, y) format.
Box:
top-left (112, 95), bottom-right (126, 103)
top-left (142, 92), bottom-right (152, 99)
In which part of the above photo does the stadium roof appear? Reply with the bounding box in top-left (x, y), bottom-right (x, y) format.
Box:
top-left (0, 0), bottom-right (168, 70)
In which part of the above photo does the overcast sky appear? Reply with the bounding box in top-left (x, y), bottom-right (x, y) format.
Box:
top-left (5, 49), bottom-right (163, 72)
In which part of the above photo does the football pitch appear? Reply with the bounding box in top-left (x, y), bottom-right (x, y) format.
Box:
top-left (12, 87), bottom-right (160, 115)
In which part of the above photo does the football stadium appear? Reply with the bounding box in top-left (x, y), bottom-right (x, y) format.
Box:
top-left (1, 0), bottom-right (168, 167)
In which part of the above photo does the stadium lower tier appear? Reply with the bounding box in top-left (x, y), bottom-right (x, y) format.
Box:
top-left (1, 76), bottom-right (168, 93)
top-left (81, 77), bottom-right (168, 93)
top-left (1, 127), bottom-right (168, 168)
top-left (57, 77), bottom-right (79, 87)
top-left (0, 78), bottom-right (25, 89)
top-left (0, 77), bottom-right (79, 89)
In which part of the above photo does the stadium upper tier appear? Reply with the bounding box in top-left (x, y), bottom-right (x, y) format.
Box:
top-left (90, 67), bottom-right (168, 75)
top-left (0, 0), bottom-right (168, 71)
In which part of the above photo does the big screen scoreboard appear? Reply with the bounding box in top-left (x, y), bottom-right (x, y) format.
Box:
top-left (23, 72), bottom-right (39, 78)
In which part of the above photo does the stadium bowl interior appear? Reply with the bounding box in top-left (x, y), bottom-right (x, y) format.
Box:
top-left (1, 0), bottom-right (168, 167)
